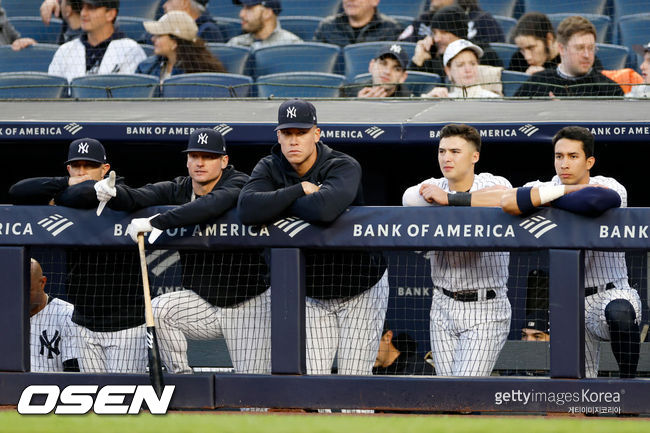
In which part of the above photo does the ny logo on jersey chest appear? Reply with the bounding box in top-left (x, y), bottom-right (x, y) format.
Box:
top-left (40, 330), bottom-right (61, 359)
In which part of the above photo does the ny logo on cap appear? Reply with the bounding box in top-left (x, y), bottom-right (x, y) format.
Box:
top-left (390, 44), bottom-right (401, 54)
top-left (197, 133), bottom-right (208, 145)
top-left (286, 107), bottom-right (297, 119)
top-left (78, 142), bottom-right (89, 154)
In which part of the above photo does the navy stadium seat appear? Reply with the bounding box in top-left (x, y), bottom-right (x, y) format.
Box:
top-left (493, 16), bottom-right (517, 41)
top-left (501, 70), bottom-right (529, 96)
top-left (162, 73), bottom-right (253, 97)
top-left (278, 16), bottom-right (323, 41)
top-left (0, 44), bottom-right (58, 73)
top-left (613, 0), bottom-right (650, 23)
top-left (490, 43), bottom-right (519, 69)
top-left (115, 17), bottom-right (149, 44)
top-left (0, 72), bottom-right (67, 98)
top-left (70, 74), bottom-right (159, 98)
top-left (280, 0), bottom-right (341, 18)
top-left (523, 0), bottom-right (607, 15)
top-left (616, 14), bottom-right (650, 67)
top-left (1, 0), bottom-right (42, 17)
top-left (596, 43), bottom-right (629, 70)
top-left (390, 15), bottom-right (414, 31)
top-left (548, 13), bottom-right (611, 44)
top-left (10, 17), bottom-right (62, 44)
top-left (480, 0), bottom-right (518, 17)
top-left (352, 71), bottom-right (441, 96)
top-left (343, 41), bottom-right (416, 81)
top-left (218, 17), bottom-right (244, 40)
top-left (119, 0), bottom-right (160, 20)
top-left (207, 2), bottom-right (243, 19)
top-left (256, 72), bottom-right (345, 97)
top-left (253, 42), bottom-right (340, 77)
top-left (206, 44), bottom-right (251, 75)
top-left (377, 0), bottom-right (427, 19)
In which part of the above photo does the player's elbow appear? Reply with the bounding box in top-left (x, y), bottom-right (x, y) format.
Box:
top-left (401, 187), bottom-right (421, 206)
top-left (237, 195), bottom-right (268, 225)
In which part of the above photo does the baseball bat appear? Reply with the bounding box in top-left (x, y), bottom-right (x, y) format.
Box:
top-left (137, 233), bottom-right (165, 398)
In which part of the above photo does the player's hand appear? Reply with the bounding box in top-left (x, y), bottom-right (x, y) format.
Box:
top-left (412, 36), bottom-right (433, 66)
top-left (11, 38), bottom-right (37, 51)
top-left (357, 86), bottom-right (389, 98)
top-left (126, 217), bottom-right (153, 243)
top-left (419, 184), bottom-right (448, 205)
top-left (40, 0), bottom-right (60, 24)
top-left (95, 171), bottom-right (116, 216)
top-left (301, 181), bottom-right (320, 195)
top-left (68, 174), bottom-right (92, 186)
top-left (422, 87), bottom-right (449, 98)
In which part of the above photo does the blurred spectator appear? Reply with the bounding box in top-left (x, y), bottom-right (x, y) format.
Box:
top-left (314, 0), bottom-right (402, 47)
top-left (343, 43), bottom-right (409, 97)
top-left (373, 326), bottom-right (435, 375)
top-left (515, 16), bottom-right (623, 97)
top-left (40, 0), bottom-right (83, 45)
top-left (422, 39), bottom-right (499, 97)
top-left (0, 3), bottom-right (39, 50)
top-left (408, 6), bottom-right (502, 77)
top-left (162, 0), bottom-right (228, 43)
top-left (137, 10), bottom-right (226, 82)
top-left (509, 13), bottom-right (560, 75)
top-left (399, 0), bottom-right (504, 44)
top-left (227, 0), bottom-right (301, 49)
top-left (626, 42), bottom-right (650, 98)
top-left (48, 0), bottom-right (147, 82)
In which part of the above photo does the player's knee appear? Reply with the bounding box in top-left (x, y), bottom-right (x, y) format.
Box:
top-left (605, 299), bottom-right (637, 331)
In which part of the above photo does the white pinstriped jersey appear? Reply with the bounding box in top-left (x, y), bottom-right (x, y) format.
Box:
top-left (30, 297), bottom-right (80, 372)
top-left (403, 172), bottom-right (512, 291)
top-left (524, 175), bottom-right (629, 288)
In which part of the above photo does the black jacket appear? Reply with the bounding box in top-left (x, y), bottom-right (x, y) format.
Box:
top-left (408, 41), bottom-right (503, 77)
top-left (372, 352), bottom-right (436, 375)
top-left (238, 141), bottom-right (386, 299)
top-left (314, 10), bottom-right (402, 47)
top-left (515, 67), bottom-right (624, 97)
top-left (399, 9), bottom-right (505, 44)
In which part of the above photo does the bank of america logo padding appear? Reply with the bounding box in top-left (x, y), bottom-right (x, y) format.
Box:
top-left (37, 214), bottom-right (74, 237)
top-left (519, 216), bottom-right (557, 238)
top-left (519, 124), bottom-right (539, 137)
top-left (213, 124), bottom-right (233, 136)
top-left (64, 123), bottom-right (83, 135)
top-left (365, 126), bottom-right (385, 139)
top-left (274, 217), bottom-right (311, 238)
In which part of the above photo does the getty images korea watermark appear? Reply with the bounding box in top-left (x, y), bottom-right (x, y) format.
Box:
top-left (494, 389), bottom-right (622, 414)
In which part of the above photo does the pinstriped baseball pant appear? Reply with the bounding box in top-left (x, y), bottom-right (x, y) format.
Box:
top-left (76, 324), bottom-right (147, 373)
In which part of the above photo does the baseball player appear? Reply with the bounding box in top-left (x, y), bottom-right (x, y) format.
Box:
top-left (10, 138), bottom-right (148, 374)
top-left (402, 123), bottom-right (512, 377)
top-left (238, 99), bottom-right (389, 379)
top-left (501, 126), bottom-right (642, 378)
top-left (29, 258), bottom-right (80, 372)
top-left (94, 128), bottom-right (270, 375)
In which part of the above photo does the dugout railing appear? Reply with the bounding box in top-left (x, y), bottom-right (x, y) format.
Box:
top-left (0, 205), bottom-right (648, 414)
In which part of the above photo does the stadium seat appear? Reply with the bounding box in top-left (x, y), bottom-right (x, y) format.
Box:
top-left (493, 16), bottom-right (517, 41)
top-left (256, 72), bottom-right (345, 97)
top-left (480, 0), bottom-right (518, 17)
top-left (352, 71), bottom-right (441, 96)
top-left (1, 0), bottom-right (42, 18)
top-left (119, 0), bottom-right (160, 20)
top-left (0, 72), bottom-right (67, 99)
top-left (278, 16), bottom-right (323, 41)
top-left (343, 41), bottom-right (416, 81)
top-left (162, 73), bottom-right (253, 97)
top-left (490, 43), bottom-right (519, 69)
top-left (377, 0), bottom-right (427, 19)
top-left (280, 0), bottom-right (341, 17)
top-left (70, 74), bottom-right (159, 98)
top-left (115, 17), bottom-right (149, 44)
top-left (218, 17), bottom-right (244, 40)
top-left (0, 44), bottom-right (58, 73)
top-left (207, 2), bottom-right (244, 19)
top-left (390, 15), bottom-right (414, 31)
top-left (206, 44), bottom-right (251, 75)
top-left (10, 17), bottom-right (62, 44)
top-left (547, 13), bottom-right (611, 44)
top-left (501, 70), bottom-right (529, 97)
top-left (253, 42), bottom-right (340, 77)
top-left (616, 14), bottom-right (650, 51)
top-left (140, 44), bottom-right (155, 57)
top-left (613, 0), bottom-right (650, 23)
top-left (596, 43), bottom-right (629, 70)
top-left (523, 0), bottom-right (607, 15)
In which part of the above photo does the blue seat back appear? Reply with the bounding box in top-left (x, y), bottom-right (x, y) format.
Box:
top-left (343, 42), bottom-right (416, 81)
top-left (616, 14), bottom-right (650, 67)
top-left (0, 44), bottom-right (59, 73)
top-left (2, 0), bottom-right (42, 17)
top-left (480, 0), bottom-right (518, 17)
top-left (256, 72), bottom-right (344, 97)
top-left (253, 42), bottom-right (340, 77)
top-left (501, 70), bottom-right (529, 97)
top-left (493, 16), bottom-right (517, 42)
top-left (0, 72), bottom-right (67, 98)
top-left (377, 0), bottom-right (427, 18)
top-left (596, 43), bottom-right (629, 70)
top-left (523, 0), bottom-right (606, 14)
top-left (278, 16), bottom-right (323, 41)
top-left (10, 17), bottom-right (62, 44)
top-left (115, 17), bottom-right (149, 44)
top-left (218, 17), bottom-right (244, 40)
top-left (280, 0), bottom-right (341, 17)
top-left (490, 43), bottom-right (519, 69)
top-left (162, 73), bottom-right (253, 97)
top-left (119, 0), bottom-right (161, 19)
top-left (207, 2), bottom-right (244, 19)
top-left (207, 44), bottom-right (251, 75)
top-left (70, 74), bottom-right (159, 98)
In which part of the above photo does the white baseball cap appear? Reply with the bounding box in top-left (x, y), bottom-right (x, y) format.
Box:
top-left (144, 11), bottom-right (198, 42)
top-left (443, 39), bottom-right (484, 67)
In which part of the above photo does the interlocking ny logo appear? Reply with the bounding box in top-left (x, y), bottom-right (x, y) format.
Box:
top-left (197, 133), bottom-right (208, 145)
top-left (213, 124), bottom-right (233, 136)
top-left (365, 126), bottom-right (385, 139)
top-left (519, 124), bottom-right (540, 137)
top-left (519, 215), bottom-right (558, 238)
top-left (63, 123), bottom-right (83, 135)
top-left (39, 330), bottom-right (61, 359)
top-left (390, 44), bottom-right (401, 54)
top-left (286, 106), bottom-right (297, 118)
top-left (274, 217), bottom-right (311, 238)
top-left (77, 142), bottom-right (89, 154)
top-left (37, 214), bottom-right (74, 237)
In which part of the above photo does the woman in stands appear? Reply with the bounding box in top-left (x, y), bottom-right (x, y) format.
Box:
top-left (137, 10), bottom-right (225, 81)
top-left (509, 12), bottom-right (560, 75)
top-left (422, 39), bottom-right (499, 98)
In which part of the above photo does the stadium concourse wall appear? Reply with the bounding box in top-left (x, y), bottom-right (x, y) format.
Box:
top-left (0, 205), bottom-right (649, 413)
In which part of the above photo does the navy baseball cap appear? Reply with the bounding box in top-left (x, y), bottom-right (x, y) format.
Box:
top-left (232, 0), bottom-right (282, 15)
top-left (65, 138), bottom-right (107, 165)
top-left (183, 128), bottom-right (227, 155)
top-left (82, 0), bottom-right (119, 10)
top-left (275, 99), bottom-right (317, 131)
top-left (376, 43), bottom-right (409, 69)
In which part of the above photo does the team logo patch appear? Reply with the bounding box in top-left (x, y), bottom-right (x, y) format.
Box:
top-left (519, 124), bottom-right (540, 137)
top-left (197, 133), bottom-right (208, 145)
top-left (365, 126), bottom-right (385, 139)
top-left (77, 142), bottom-right (89, 154)
top-left (390, 44), bottom-right (401, 54)
top-left (274, 217), bottom-right (311, 238)
top-left (63, 123), bottom-right (83, 135)
top-left (37, 214), bottom-right (74, 237)
top-left (519, 215), bottom-right (557, 238)
top-left (286, 107), bottom-right (297, 119)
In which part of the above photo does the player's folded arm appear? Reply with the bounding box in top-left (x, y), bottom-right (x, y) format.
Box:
top-left (54, 180), bottom-right (103, 208)
top-left (237, 171), bottom-right (305, 225)
top-left (402, 183), bottom-right (436, 207)
top-left (107, 181), bottom-right (180, 211)
top-left (552, 186), bottom-right (621, 217)
top-left (9, 177), bottom-right (69, 205)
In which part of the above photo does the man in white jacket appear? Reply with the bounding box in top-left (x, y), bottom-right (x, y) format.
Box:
top-left (49, 0), bottom-right (146, 82)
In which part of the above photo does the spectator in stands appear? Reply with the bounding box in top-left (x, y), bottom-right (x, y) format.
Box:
top-left (408, 6), bottom-right (502, 77)
top-left (163, 0), bottom-right (228, 43)
top-left (40, 0), bottom-right (84, 45)
top-left (422, 39), bottom-right (499, 98)
top-left (509, 12), bottom-right (560, 75)
top-left (0, 3), bottom-right (39, 50)
top-left (626, 42), bottom-right (650, 98)
top-left (48, 0), bottom-right (146, 83)
top-left (515, 16), bottom-right (623, 97)
top-left (227, 0), bottom-right (301, 49)
top-left (343, 43), bottom-right (410, 97)
top-left (314, 0), bottom-right (402, 47)
top-left (137, 11), bottom-right (226, 82)
top-left (373, 325), bottom-right (435, 375)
